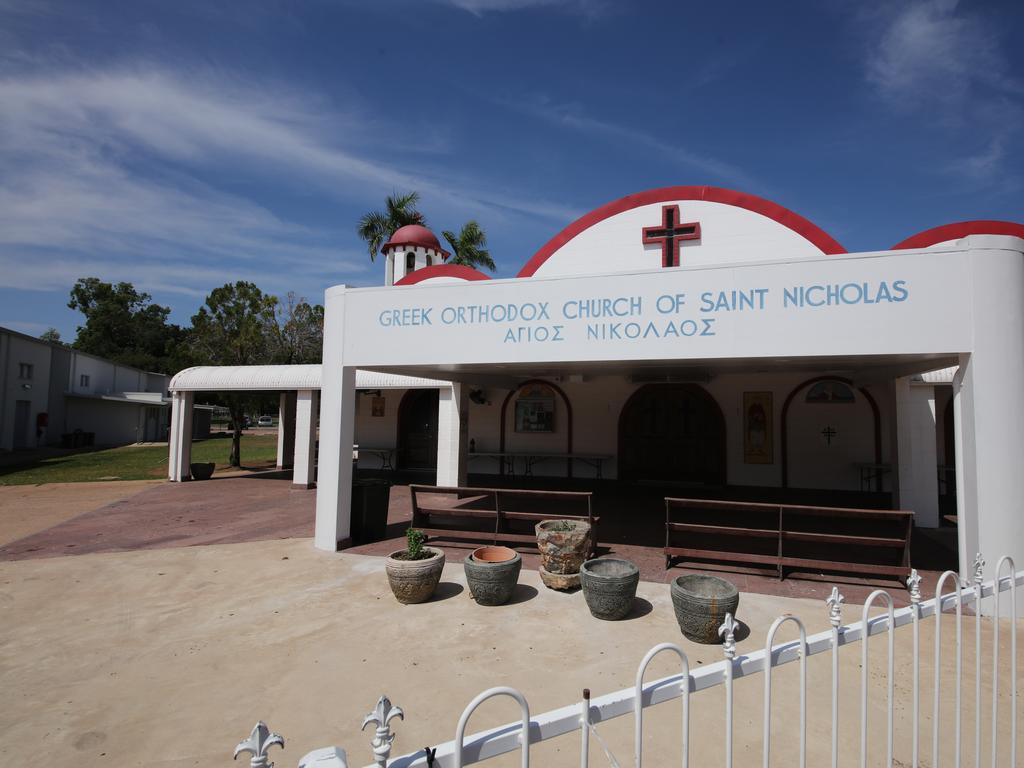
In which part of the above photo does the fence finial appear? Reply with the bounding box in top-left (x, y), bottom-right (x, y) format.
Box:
top-left (362, 695), bottom-right (404, 767)
top-left (826, 587), bottom-right (845, 628)
top-left (719, 613), bottom-right (737, 659)
top-left (907, 569), bottom-right (922, 604)
top-left (234, 722), bottom-right (284, 768)
top-left (973, 553), bottom-right (985, 585)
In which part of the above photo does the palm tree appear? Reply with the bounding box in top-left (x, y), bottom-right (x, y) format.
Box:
top-left (357, 192), bottom-right (426, 261)
top-left (442, 220), bottom-right (496, 272)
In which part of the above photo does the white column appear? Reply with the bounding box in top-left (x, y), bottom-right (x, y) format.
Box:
top-left (276, 391), bottom-right (297, 469)
top-left (436, 383), bottom-right (468, 487)
top-left (168, 391), bottom-right (193, 481)
top-left (954, 238), bottom-right (1024, 614)
top-left (314, 286), bottom-right (356, 550)
top-left (894, 377), bottom-right (939, 528)
top-left (293, 389), bottom-right (319, 489)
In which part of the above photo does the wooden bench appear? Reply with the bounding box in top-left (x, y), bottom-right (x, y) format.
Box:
top-left (665, 497), bottom-right (912, 584)
top-left (410, 485), bottom-right (598, 554)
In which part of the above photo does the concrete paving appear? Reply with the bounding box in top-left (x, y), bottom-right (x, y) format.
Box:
top-left (1, 536), bottom-right (1020, 768)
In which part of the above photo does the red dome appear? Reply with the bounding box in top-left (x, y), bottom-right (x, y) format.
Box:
top-left (381, 224), bottom-right (450, 258)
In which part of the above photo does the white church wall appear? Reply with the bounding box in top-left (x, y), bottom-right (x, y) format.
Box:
top-left (353, 389), bottom-right (403, 467)
top-left (533, 199), bottom-right (830, 278)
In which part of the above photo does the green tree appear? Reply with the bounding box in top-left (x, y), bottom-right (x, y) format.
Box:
top-left (356, 191), bottom-right (426, 261)
top-left (39, 327), bottom-right (64, 345)
top-left (274, 291), bottom-right (324, 364)
top-left (442, 220), bottom-right (496, 272)
top-left (190, 282), bottom-right (279, 467)
top-left (68, 278), bottom-right (184, 373)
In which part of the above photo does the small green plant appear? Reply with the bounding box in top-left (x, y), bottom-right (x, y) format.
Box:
top-left (406, 527), bottom-right (427, 560)
top-left (548, 520), bottom-right (574, 532)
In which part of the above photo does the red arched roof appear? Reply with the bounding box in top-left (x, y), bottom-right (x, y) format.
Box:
top-left (382, 224), bottom-right (451, 258)
top-left (517, 185), bottom-right (846, 277)
top-left (891, 220), bottom-right (1024, 249)
top-left (394, 264), bottom-right (492, 286)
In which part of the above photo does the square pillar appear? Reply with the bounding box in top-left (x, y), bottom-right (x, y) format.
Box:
top-left (436, 383), bottom-right (468, 487)
top-left (894, 377), bottom-right (939, 528)
top-left (276, 391), bottom-right (297, 469)
top-left (168, 391), bottom-right (193, 482)
top-left (293, 389), bottom-right (319, 489)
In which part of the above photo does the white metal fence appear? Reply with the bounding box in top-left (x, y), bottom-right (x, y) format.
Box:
top-left (236, 556), bottom-right (1021, 768)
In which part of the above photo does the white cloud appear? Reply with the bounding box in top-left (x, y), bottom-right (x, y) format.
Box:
top-left (436, 0), bottom-right (607, 17)
top-left (0, 67), bottom-right (582, 300)
top-left (867, 0), bottom-right (1020, 109)
top-left (497, 95), bottom-right (766, 192)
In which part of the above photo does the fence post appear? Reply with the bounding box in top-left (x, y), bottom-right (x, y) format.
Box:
top-left (634, 642), bottom-right (690, 768)
top-left (908, 569), bottom-right (922, 768)
top-left (234, 722), bottom-right (285, 768)
top-left (860, 590), bottom-right (896, 768)
top-left (826, 587), bottom-right (845, 768)
top-left (972, 554), bottom-right (984, 768)
top-left (720, 613), bottom-right (737, 768)
top-left (763, 615), bottom-right (808, 768)
top-left (580, 689), bottom-right (590, 768)
top-left (992, 556), bottom-right (1017, 768)
top-left (454, 687), bottom-right (530, 768)
top-left (362, 696), bottom-right (404, 768)
top-left (933, 570), bottom-right (963, 768)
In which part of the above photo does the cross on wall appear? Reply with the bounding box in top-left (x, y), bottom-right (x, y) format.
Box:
top-left (641, 204), bottom-right (701, 268)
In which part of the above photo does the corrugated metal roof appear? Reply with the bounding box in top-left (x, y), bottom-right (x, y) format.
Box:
top-left (914, 366), bottom-right (958, 385)
top-left (169, 365), bottom-right (447, 392)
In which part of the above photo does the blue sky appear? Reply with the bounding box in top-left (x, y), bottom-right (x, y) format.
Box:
top-left (1, 0), bottom-right (1021, 341)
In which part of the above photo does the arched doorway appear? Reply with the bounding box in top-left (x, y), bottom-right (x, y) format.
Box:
top-left (397, 389), bottom-right (439, 470)
top-left (617, 383), bottom-right (726, 484)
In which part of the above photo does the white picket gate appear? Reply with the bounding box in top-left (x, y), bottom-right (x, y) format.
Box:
top-left (237, 556), bottom-right (1021, 768)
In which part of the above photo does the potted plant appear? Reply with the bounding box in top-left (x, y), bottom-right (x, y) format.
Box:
top-left (190, 462), bottom-right (215, 480)
top-left (670, 574), bottom-right (739, 643)
top-left (535, 519), bottom-right (591, 590)
top-left (464, 545), bottom-right (521, 606)
top-left (580, 557), bottom-right (639, 620)
top-left (385, 529), bottom-right (445, 604)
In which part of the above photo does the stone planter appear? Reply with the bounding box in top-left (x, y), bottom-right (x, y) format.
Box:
top-left (190, 462), bottom-right (215, 480)
top-left (670, 574), bottom-right (739, 643)
top-left (536, 519), bottom-right (591, 591)
top-left (580, 558), bottom-right (639, 620)
top-left (464, 546), bottom-right (521, 606)
top-left (385, 546), bottom-right (445, 604)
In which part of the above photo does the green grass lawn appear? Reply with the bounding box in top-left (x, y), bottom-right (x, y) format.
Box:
top-left (0, 434), bottom-right (280, 486)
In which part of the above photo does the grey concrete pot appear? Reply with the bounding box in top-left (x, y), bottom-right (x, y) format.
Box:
top-left (535, 520), bottom-right (592, 589)
top-left (580, 558), bottom-right (639, 620)
top-left (385, 546), bottom-right (445, 604)
top-left (670, 574), bottom-right (739, 643)
top-left (464, 546), bottom-right (522, 606)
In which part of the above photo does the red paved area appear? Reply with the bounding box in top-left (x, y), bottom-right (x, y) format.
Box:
top-left (0, 472), bottom-right (315, 560)
top-left (1, 473), bottom-right (957, 607)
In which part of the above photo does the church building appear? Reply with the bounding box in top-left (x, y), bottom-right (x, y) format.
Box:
top-left (312, 186), bottom-right (1024, 575)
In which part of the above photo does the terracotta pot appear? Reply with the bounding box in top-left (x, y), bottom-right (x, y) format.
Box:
top-left (385, 546), bottom-right (445, 604)
top-left (670, 574), bottom-right (739, 644)
top-left (464, 546), bottom-right (521, 605)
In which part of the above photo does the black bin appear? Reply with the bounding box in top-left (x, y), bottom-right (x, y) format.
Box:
top-left (350, 479), bottom-right (391, 544)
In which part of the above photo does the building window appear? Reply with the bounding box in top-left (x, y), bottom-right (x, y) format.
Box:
top-left (805, 380), bottom-right (855, 404)
top-left (406, 251), bottom-right (416, 273)
top-left (18, 363), bottom-right (33, 380)
top-left (425, 254), bottom-right (433, 267)
top-left (80, 374), bottom-right (90, 387)
top-left (514, 383), bottom-right (556, 432)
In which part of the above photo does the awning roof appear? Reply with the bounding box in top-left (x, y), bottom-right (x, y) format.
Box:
top-left (169, 364), bottom-right (448, 392)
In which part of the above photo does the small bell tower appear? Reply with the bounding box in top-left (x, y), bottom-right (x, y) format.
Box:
top-left (381, 225), bottom-right (450, 285)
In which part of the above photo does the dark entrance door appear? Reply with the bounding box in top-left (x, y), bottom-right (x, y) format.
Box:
top-left (397, 389), bottom-right (439, 470)
top-left (618, 384), bottom-right (726, 484)
top-left (13, 400), bottom-right (31, 449)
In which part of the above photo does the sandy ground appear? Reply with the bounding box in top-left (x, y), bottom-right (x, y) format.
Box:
top-left (1, 536), bottom-right (1021, 768)
top-left (0, 480), bottom-right (161, 546)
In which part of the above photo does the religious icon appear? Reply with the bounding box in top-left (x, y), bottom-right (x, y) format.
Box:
top-left (371, 396), bottom-right (386, 417)
top-left (743, 391), bottom-right (773, 464)
top-left (514, 384), bottom-right (556, 432)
